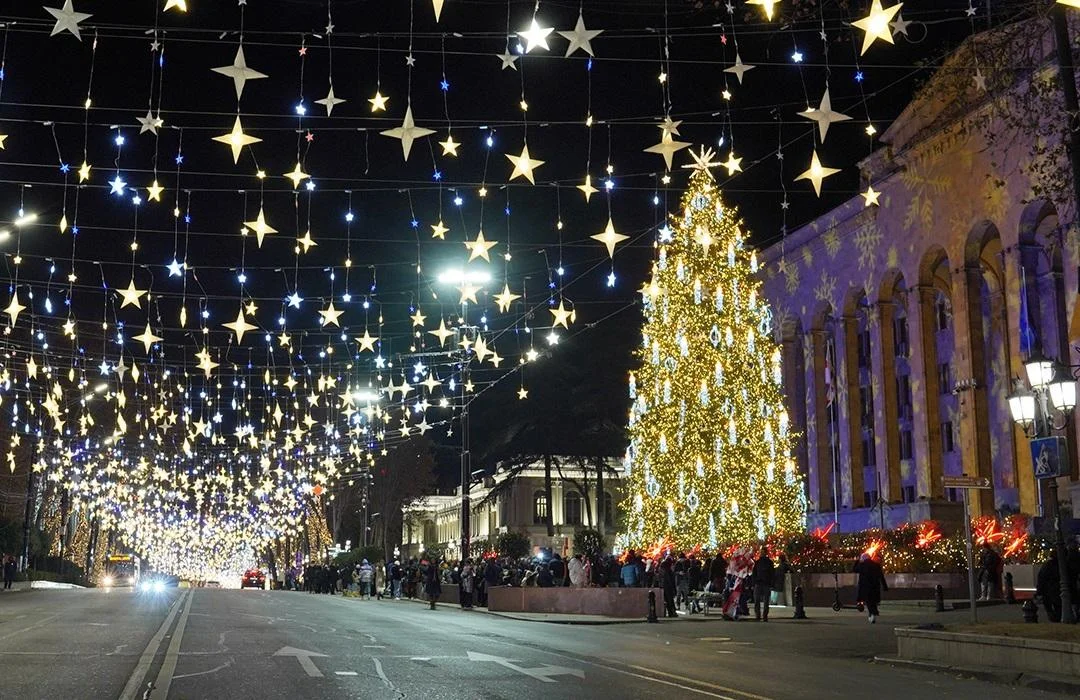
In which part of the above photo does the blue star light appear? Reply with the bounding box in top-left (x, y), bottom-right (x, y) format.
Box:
top-left (432, 170), bottom-right (442, 181)
top-left (855, 71), bottom-right (864, 83)
top-left (410, 218), bottom-right (419, 229)
top-left (440, 79), bottom-right (450, 92)
top-left (175, 153), bottom-right (184, 165)
top-left (287, 292), bottom-right (303, 309)
top-left (791, 50), bottom-right (804, 63)
top-left (59, 163), bottom-right (70, 174)
top-left (167, 259), bottom-right (184, 277)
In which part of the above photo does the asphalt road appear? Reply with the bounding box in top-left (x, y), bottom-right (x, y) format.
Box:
top-left (0, 587), bottom-right (1063, 699)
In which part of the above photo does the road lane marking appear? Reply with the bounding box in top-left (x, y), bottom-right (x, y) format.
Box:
top-left (118, 590), bottom-right (188, 700)
top-left (335, 671), bottom-right (359, 676)
top-left (0, 613), bottom-right (61, 642)
top-left (171, 659), bottom-right (233, 680)
top-left (149, 589), bottom-right (195, 699)
top-left (274, 646), bottom-right (327, 677)
top-left (467, 650), bottom-right (585, 683)
top-left (626, 664), bottom-right (771, 700)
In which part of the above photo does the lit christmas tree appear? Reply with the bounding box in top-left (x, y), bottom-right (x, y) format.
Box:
top-left (623, 152), bottom-right (806, 549)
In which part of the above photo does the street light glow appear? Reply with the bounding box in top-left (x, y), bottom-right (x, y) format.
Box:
top-left (437, 269), bottom-right (491, 285)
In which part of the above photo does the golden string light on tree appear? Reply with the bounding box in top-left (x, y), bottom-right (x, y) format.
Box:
top-left (622, 156), bottom-right (806, 550)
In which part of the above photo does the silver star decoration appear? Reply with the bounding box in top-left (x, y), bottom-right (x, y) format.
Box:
top-left (890, 12), bottom-right (912, 37)
top-left (315, 84), bottom-right (346, 116)
top-left (723, 53), bottom-right (755, 85)
top-left (557, 14), bottom-right (603, 57)
top-left (405, 54), bottom-right (416, 67)
top-left (799, 87), bottom-right (852, 142)
top-left (137, 110), bottom-right (164, 135)
top-left (380, 106), bottom-right (435, 161)
top-left (497, 50), bottom-right (520, 71)
top-left (212, 45), bottom-right (268, 100)
top-left (44, 0), bottom-right (92, 41)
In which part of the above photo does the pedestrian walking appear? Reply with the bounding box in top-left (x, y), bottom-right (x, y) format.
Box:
top-left (390, 560), bottom-right (404, 599)
top-left (374, 560), bottom-right (385, 600)
top-left (752, 549), bottom-right (775, 621)
top-left (549, 554), bottom-right (566, 587)
top-left (358, 559), bottom-right (374, 600)
top-left (854, 553), bottom-right (888, 623)
top-left (2, 555), bottom-right (15, 590)
top-left (772, 553), bottom-right (790, 606)
top-left (1037, 549), bottom-right (1063, 622)
top-left (674, 553), bottom-right (689, 610)
top-left (424, 559), bottom-right (442, 610)
top-left (460, 558), bottom-right (475, 609)
top-left (977, 544), bottom-right (1001, 601)
top-left (620, 554), bottom-right (640, 587)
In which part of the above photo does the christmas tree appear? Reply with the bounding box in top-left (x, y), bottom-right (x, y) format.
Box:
top-left (623, 153), bottom-right (806, 549)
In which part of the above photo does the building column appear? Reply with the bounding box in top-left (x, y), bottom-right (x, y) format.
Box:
top-left (839, 316), bottom-right (863, 509)
top-left (950, 266), bottom-right (995, 515)
top-left (870, 301), bottom-right (902, 503)
top-left (780, 332), bottom-right (810, 488)
top-left (911, 286), bottom-right (944, 499)
top-left (807, 329), bottom-right (833, 514)
top-left (1005, 247), bottom-right (1037, 515)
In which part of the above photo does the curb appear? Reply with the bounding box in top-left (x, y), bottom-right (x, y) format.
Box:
top-left (873, 655), bottom-right (1080, 696)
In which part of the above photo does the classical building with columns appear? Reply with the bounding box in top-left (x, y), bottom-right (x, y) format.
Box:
top-left (760, 23), bottom-right (1080, 532)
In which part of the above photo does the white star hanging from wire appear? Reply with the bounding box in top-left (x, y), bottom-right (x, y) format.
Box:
top-left (315, 84), bottom-right (346, 116)
top-left (851, 0), bottom-right (903, 56)
top-left (136, 110), bottom-right (164, 135)
top-left (557, 14), bottom-right (603, 57)
top-left (496, 50), bottom-right (519, 71)
top-left (795, 151), bottom-right (841, 196)
top-left (591, 218), bottom-right (629, 259)
top-left (723, 54), bottom-right (755, 85)
top-left (380, 106), bottom-right (435, 161)
top-left (517, 18), bottom-right (554, 53)
top-left (44, 0), bottom-right (92, 41)
top-left (212, 45), bottom-right (268, 100)
top-left (799, 87), bottom-right (853, 142)
top-left (506, 144), bottom-right (545, 184)
top-left (212, 116), bottom-right (261, 164)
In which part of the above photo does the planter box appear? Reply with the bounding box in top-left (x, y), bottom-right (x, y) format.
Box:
top-left (1004, 564), bottom-right (1038, 591)
top-left (896, 627), bottom-right (1080, 677)
top-left (487, 586), bottom-right (661, 618)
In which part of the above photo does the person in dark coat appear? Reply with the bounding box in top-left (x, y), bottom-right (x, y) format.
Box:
top-left (3, 555), bottom-right (16, 590)
top-left (854, 553), bottom-right (888, 623)
top-left (709, 553), bottom-right (727, 590)
top-left (1066, 542), bottom-right (1080, 622)
top-left (772, 553), bottom-right (791, 606)
top-left (424, 560), bottom-right (442, 610)
top-left (752, 551), bottom-right (775, 621)
top-left (688, 555), bottom-right (702, 593)
top-left (1037, 549), bottom-right (1062, 622)
top-left (660, 557), bottom-right (677, 617)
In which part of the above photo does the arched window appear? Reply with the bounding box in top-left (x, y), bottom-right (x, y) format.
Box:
top-left (532, 491), bottom-right (547, 524)
top-left (603, 492), bottom-right (614, 526)
top-left (564, 490), bottom-right (582, 526)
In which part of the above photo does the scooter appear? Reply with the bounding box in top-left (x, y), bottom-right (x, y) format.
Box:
top-left (831, 571), bottom-right (864, 612)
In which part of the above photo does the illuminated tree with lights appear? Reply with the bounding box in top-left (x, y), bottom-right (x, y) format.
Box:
top-left (623, 158), bottom-right (806, 550)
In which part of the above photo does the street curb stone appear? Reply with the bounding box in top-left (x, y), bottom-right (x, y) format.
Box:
top-left (873, 654), bottom-right (1080, 696)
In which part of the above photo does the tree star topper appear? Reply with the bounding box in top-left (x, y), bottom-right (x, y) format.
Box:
top-left (683, 146), bottom-right (724, 175)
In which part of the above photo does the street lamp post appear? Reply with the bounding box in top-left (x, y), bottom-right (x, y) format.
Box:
top-left (1008, 353), bottom-right (1077, 623)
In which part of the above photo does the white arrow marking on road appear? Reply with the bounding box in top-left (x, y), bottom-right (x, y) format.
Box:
top-left (467, 651), bottom-right (585, 683)
top-left (274, 646), bottom-right (328, 677)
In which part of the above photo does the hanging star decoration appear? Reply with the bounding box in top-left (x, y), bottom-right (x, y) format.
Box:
top-left (550, 299), bottom-right (575, 329)
top-left (493, 284), bottom-right (521, 313)
top-left (497, 50), bottom-right (519, 71)
top-left (506, 144), bottom-right (544, 184)
top-left (212, 46), bottom-right (268, 100)
top-left (410, 308), bottom-right (427, 327)
top-left (432, 0), bottom-right (444, 21)
top-left (799, 87), bottom-right (853, 142)
top-left (318, 302), bottom-right (344, 327)
top-left (430, 220), bottom-right (449, 240)
top-left (464, 231), bottom-right (498, 262)
top-left (213, 116), bottom-right (262, 164)
top-left (3, 293), bottom-right (26, 326)
top-left (558, 14), bottom-right (603, 57)
top-left (746, 0), bottom-right (780, 21)
top-left (243, 208), bottom-right (277, 247)
top-left (723, 54), bottom-right (755, 85)
top-left (429, 319), bottom-right (455, 346)
top-left (517, 18), bottom-right (554, 53)
top-left (315, 85), bottom-right (345, 116)
top-left (439, 134), bottom-right (460, 156)
top-left (163, 0), bottom-right (187, 12)
top-left (283, 162), bottom-right (310, 189)
top-left (356, 329), bottom-right (378, 352)
top-left (862, 185), bottom-right (882, 207)
top-left (577, 174), bottom-right (599, 203)
top-left (222, 307), bottom-right (258, 342)
top-left (591, 218), bottom-right (629, 259)
top-left (380, 106), bottom-right (435, 161)
top-left (133, 324), bottom-right (163, 353)
top-left (44, 0), bottom-right (92, 41)
top-left (296, 231), bottom-right (317, 253)
top-left (146, 180), bottom-right (164, 202)
top-left (795, 151), bottom-right (841, 196)
top-left (118, 280), bottom-right (148, 309)
top-left (368, 90), bottom-right (389, 112)
top-left (644, 133), bottom-right (692, 172)
top-left (195, 348), bottom-right (219, 378)
top-left (78, 161), bottom-right (91, 182)
top-left (137, 111), bottom-right (165, 135)
top-left (852, 0), bottom-right (904, 56)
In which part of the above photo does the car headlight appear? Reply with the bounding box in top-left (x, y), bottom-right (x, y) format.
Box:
top-left (102, 575), bottom-right (115, 587)
top-left (139, 581), bottom-right (152, 592)
top-left (152, 581), bottom-right (165, 593)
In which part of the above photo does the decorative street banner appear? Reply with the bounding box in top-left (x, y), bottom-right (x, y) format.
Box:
top-left (1031, 436), bottom-right (1068, 480)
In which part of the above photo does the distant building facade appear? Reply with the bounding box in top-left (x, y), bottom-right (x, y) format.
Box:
top-left (759, 24), bottom-right (1080, 531)
top-left (401, 458), bottom-right (624, 559)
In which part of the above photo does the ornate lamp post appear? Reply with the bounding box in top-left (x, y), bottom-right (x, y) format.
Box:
top-left (1008, 352), bottom-right (1076, 623)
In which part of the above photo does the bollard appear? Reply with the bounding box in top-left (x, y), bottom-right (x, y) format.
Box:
top-left (647, 590), bottom-right (659, 623)
top-left (1022, 598), bottom-right (1038, 623)
top-left (1004, 572), bottom-right (1016, 604)
top-left (793, 585), bottom-right (807, 619)
top-left (934, 584), bottom-right (945, 613)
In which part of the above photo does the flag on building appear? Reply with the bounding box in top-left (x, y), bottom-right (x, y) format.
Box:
top-left (1018, 269), bottom-right (1037, 356)
top-left (824, 341), bottom-right (836, 407)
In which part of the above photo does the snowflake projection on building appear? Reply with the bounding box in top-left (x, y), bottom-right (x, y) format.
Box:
top-left (854, 222), bottom-right (884, 270)
top-left (822, 224), bottom-right (842, 259)
top-left (802, 247), bottom-right (815, 269)
top-left (814, 270), bottom-right (838, 308)
top-left (782, 258), bottom-right (800, 294)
